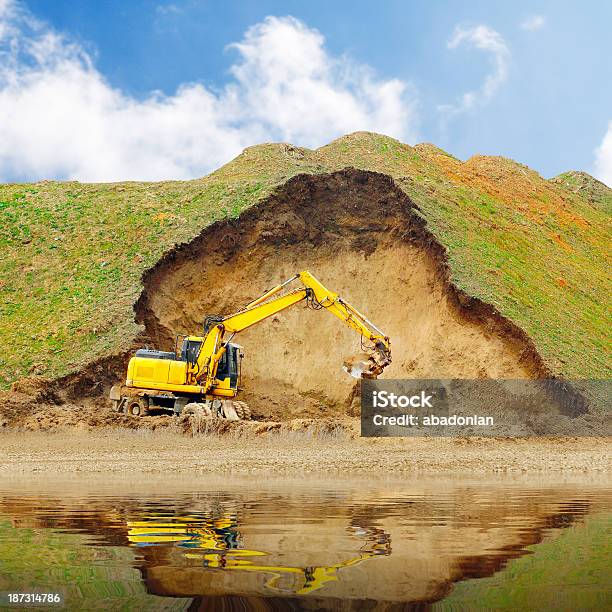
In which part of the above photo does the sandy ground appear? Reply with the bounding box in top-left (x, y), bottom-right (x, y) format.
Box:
top-left (1, 428), bottom-right (609, 475)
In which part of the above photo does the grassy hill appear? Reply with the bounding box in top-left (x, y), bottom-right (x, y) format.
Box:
top-left (0, 132), bottom-right (610, 389)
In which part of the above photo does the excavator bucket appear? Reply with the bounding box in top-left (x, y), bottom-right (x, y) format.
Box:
top-left (343, 353), bottom-right (375, 378)
top-left (343, 343), bottom-right (391, 379)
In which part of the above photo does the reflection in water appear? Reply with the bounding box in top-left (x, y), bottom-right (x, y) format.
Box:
top-left (0, 478), bottom-right (610, 611)
top-left (126, 514), bottom-right (390, 595)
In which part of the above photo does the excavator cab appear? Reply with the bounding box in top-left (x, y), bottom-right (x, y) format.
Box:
top-left (175, 336), bottom-right (241, 388)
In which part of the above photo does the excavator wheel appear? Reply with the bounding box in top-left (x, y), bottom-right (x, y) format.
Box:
top-left (126, 397), bottom-right (148, 417)
top-left (233, 401), bottom-right (252, 420)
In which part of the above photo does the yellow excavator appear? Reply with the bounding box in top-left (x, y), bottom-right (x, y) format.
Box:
top-left (110, 271), bottom-right (391, 418)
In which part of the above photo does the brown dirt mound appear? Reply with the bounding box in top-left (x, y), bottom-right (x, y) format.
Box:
top-left (0, 389), bottom-right (351, 438)
top-left (132, 169), bottom-right (546, 420)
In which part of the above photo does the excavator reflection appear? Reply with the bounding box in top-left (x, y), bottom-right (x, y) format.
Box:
top-left (127, 513), bottom-right (390, 596)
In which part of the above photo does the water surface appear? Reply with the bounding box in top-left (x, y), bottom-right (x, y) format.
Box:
top-left (0, 476), bottom-right (609, 610)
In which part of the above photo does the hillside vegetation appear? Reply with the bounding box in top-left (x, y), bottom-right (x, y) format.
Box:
top-left (0, 132), bottom-right (610, 388)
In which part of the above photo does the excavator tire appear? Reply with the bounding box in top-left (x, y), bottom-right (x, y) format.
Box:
top-left (126, 396), bottom-right (148, 417)
top-left (234, 401), bottom-right (252, 420)
top-left (182, 401), bottom-right (250, 420)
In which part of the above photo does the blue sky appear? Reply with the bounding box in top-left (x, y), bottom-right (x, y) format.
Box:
top-left (2, 0), bottom-right (611, 183)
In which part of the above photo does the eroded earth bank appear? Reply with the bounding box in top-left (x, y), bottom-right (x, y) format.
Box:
top-left (1, 170), bottom-right (608, 458)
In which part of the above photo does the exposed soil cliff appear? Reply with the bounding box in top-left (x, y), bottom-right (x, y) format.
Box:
top-left (133, 169), bottom-right (546, 419)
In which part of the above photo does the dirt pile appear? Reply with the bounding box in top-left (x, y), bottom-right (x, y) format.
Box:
top-left (134, 169), bottom-right (546, 420)
top-left (0, 384), bottom-right (155, 431)
top-left (0, 380), bottom-right (351, 436)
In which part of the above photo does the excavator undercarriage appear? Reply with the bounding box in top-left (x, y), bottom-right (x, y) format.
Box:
top-left (111, 386), bottom-right (252, 420)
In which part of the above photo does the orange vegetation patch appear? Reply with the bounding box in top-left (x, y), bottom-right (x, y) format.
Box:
top-left (552, 233), bottom-right (574, 253)
top-left (421, 151), bottom-right (590, 230)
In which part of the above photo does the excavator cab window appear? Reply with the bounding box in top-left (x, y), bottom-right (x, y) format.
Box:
top-left (180, 339), bottom-right (202, 365)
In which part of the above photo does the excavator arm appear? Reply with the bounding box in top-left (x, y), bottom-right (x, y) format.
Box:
top-left (195, 271), bottom-right (391, 390)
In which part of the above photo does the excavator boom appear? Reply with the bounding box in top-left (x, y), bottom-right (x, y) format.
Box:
top-left (201, 271), bottom-right (391, 384)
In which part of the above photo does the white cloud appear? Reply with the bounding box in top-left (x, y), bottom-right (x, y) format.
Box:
top-left (594, 121), bottom-right (612, 187)
top-left (228, 17), bottom-right (414, 147)
top-left (438, 24), bottom-right (509, 118)
top-left (0, 2), bottom-right (418, 182)
top-left (521, 15), bottom-right (546, 32)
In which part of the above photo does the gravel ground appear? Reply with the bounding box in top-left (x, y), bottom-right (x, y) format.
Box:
top-left (0, 429), bottom-right (609, 475)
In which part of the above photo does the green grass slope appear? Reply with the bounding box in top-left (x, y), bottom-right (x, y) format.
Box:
top-left (0, 132), bottom-right (610, 388)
